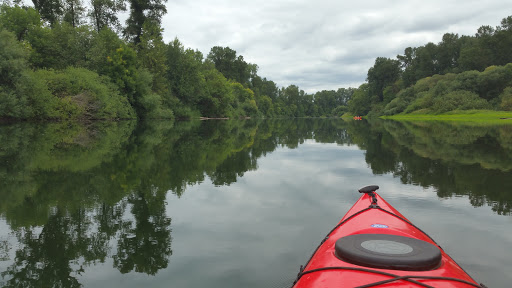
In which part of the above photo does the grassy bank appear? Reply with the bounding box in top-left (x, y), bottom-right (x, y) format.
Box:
top-left (380, 110), bottom-right (512, 124)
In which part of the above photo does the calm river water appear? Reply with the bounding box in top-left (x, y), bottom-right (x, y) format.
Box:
top-left (0, 119), bottom-right (511, 287)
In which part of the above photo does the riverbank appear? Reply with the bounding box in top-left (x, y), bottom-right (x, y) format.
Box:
top-left (380, 110), bottom-right (512, 124)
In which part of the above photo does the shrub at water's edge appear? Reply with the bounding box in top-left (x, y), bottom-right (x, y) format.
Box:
top-left (35, 68), bottom-right (136, 120)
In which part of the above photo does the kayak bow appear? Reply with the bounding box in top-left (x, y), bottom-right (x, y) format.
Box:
top-left (291, 185), bottom-right (486, 288)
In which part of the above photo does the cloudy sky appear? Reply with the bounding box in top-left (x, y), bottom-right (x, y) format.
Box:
top-left (160, 0), bottom-right (510, 93)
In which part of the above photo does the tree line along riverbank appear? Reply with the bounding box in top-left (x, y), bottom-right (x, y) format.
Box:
top-left (1, 3), bottom-right (512, 121)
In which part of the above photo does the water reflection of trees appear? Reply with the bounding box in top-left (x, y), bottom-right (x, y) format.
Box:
top-left (114, 189), bottom-right (171, 275)
top-left (1, 118), bottom-right (512, 286)
top-left (0, 119), bottom-right (304, 285)
top-left (2, 205), bottom-right (116, 287)
top-left (358, 120), bottom-right (512, 215)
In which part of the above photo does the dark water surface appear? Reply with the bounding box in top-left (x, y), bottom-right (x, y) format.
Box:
top-left (0, 119), bottom-right (511, 287)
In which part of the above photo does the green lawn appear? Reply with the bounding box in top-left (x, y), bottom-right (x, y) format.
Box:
top-left (380, 110), bottom-right (512, 124)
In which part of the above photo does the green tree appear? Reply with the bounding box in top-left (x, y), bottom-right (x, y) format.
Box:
top-left (280, 85), bottom-right (301, 117)
top-left (0, 28), bottom-right (31, 118)
top-left (499, 87), bottom-right (512, 110)
top-left (259, 78), bottom-right (278, 101)
top-left (312, 88), bottom-right (353, 117)
top-left (314, 90), bottom-right (337, 116)
top-left (367, 57), bottom-right (401, 102)
top-left (397, 47), bottom-right (416, 87)
top-left (458, 37), bottom-right (491, 71)
top-left (493, 17), bottom-right (512, 66)
top-left (105, 45), bottom-right (138, 99)
top-left (0, 28), bottom-right (59, 119)
top-left (62, 0), bottom-right (85, 27)
top-left (499, 15), bottom-right (512, 31)
top-left (87, 27), bottom-right (124, 74)
top-left (347, 84), bottom-right (371, 115)
top-left (257, 95), bottom-right (272, 116)
top-left (165, 38), bottom-right (205, 109)
top-left (437, 33), bottom-right (461, 74)
top-left (411, 43), bottom-right (439, 81)
top-left (206, 46), bottom-right (252, 84)
top-left (458, 25), bottom-right (497, 71)
top-left (301, 93), bottom-right (315, 116)
top-left (0, 5), bottom-right (41, 41)
top-left (234, 55), bottom-right (252, 84)
top-left (86, 25), bottom-right (169, 119)
top-left (231, 81), bottom-right (258, 116)
top-left (0, 29), bottom-right (27, 88)
top-left (200, 67), bottom-right (233, 117)
top-left (137, 21), bottom-right (168, 95)
top-left (26, 22), bottom-right (93, 69)
top-left (32, 0), bottom-right (63, 26)
top-left (207, 46), bottom-right (236, 79)
top-left (89, 0), bottom-right (126, 32)
top-left (133, 68), bottom-right (173, 118)
top-left (35, 67), bottom-right (136, 119)
top-left (124, 0), bottom-right (167, 45)
top-left (101, 43), bottom-right (164, 118)
top-left (336, 88), bottom-right (354, 106)
top-left (477, 65), bottom-right (512, 102)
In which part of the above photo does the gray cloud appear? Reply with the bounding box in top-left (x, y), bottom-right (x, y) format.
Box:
top-left (162, 0), bottom-right (510, 93)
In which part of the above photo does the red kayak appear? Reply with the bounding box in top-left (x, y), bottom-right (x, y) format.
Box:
top-left (291, 185), bottom-right (486, 288)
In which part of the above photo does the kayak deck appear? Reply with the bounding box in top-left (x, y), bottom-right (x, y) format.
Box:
top-left (292, 187), bottom-right (484, 288)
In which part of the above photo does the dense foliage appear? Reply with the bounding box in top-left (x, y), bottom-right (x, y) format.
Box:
top-left (351, 16), bottom-right (512, 116)
top-left (1, 2), bottom-right (512, 120)
top-left (0, 3), bottom-right (352, 121)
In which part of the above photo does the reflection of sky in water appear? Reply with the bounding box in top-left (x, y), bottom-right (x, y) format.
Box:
top-left (76, 141), bottom-right (512, 288)
top-left (0, 219), bottom-right (15, 272)
top-left (0, 221), bottom-right (44, 281)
